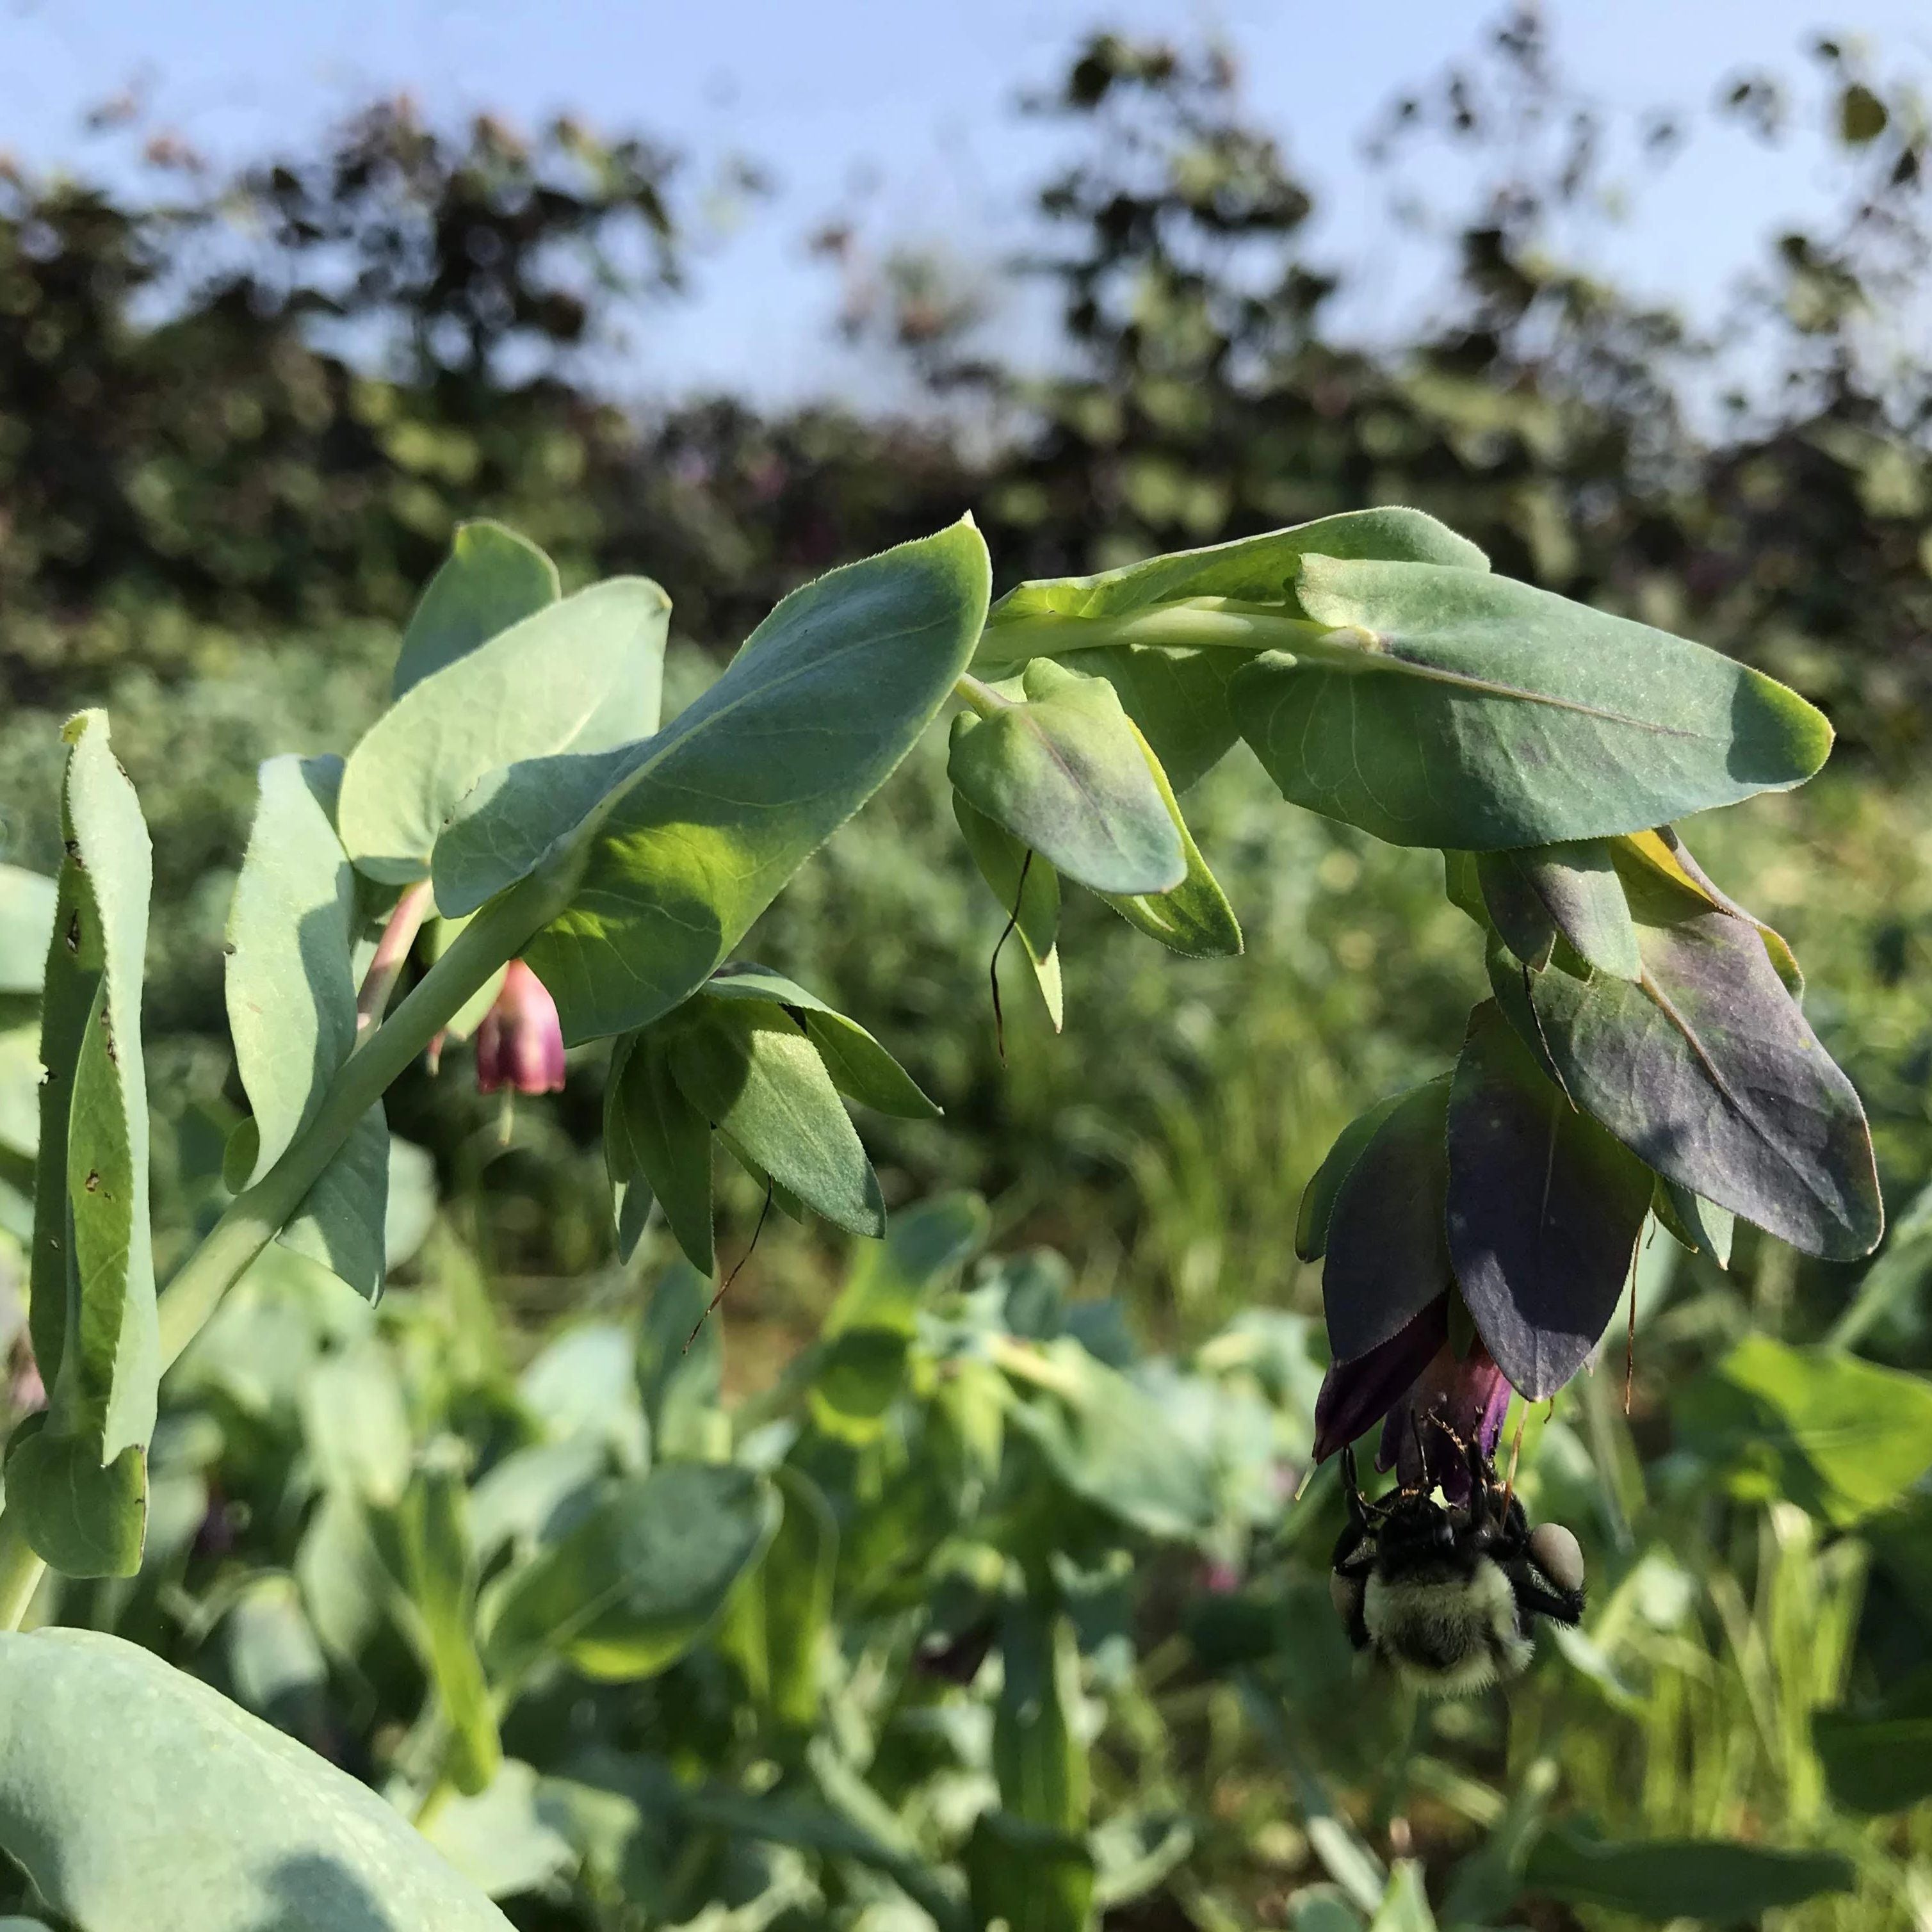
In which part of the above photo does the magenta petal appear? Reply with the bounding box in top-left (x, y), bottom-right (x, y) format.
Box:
top-left (1311, 1295), bottom-right (1449, 1465)
top-left (475, 960), bottom-right (567, 1097)
top-left (1377, 1338), bottom-right (1513, 1502)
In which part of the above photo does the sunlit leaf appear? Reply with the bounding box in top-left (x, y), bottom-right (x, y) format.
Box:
top-left (341, 576), bottom-right (668, 887)
top-left (1235, 558), bottom-right (1832, 850)
top-left (1098, 720), bottom-right (1241, 957)
top-left (11, 711), bottom-right (156, 1578)
top-left (0, 1628), bottom-right (511, 1931)
top-left (434, 520), bottom-right (990, 1043)
top-left (1674, 1333), bottom-right (1932, 1527)
top-left (392, 519), bottom-right (561, 697)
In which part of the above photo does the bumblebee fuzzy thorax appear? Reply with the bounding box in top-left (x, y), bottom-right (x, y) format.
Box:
top-left (1329, 1441), bottom-right (1585, 1696)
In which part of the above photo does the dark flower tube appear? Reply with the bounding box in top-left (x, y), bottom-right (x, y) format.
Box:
top-left (1311, 1293), bottom-right (1514, 1502)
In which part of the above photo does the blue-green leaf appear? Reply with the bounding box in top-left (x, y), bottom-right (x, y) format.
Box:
top-left (434, 520), bottom-right (990, 1043)
top-left (1235, 559), bottom-right (1833, 850)
top-left (393, 519), bottom-right (562, 697)
top-left (341, 576), bottom-right (669, 888)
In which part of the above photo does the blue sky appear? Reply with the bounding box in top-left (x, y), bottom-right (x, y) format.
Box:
top-left (5, 0), bottom-right (1928, 403)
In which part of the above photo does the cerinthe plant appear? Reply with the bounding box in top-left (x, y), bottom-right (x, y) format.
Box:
top-left (0, 507), bottom-right (1879, 1926)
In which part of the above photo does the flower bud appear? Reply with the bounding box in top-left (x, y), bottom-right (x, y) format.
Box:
top-left (475, 959), bottom-right (566, 1096)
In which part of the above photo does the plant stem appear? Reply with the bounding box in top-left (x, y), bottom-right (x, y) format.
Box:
top-left (355, 879), bottom-right (435, 1037)
top-left (0, 1516), bottom-right (45, 1630)
top-left (975, 599), bottom-right (1339, 671)
top-left (158, 867), bottom-right (568, 1373)
top-left (952, 672), bottom-right (1008, 718)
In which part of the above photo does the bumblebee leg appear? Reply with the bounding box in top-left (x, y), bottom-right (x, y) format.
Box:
top-left (1511, 1573), bottom-right (1586, 1628)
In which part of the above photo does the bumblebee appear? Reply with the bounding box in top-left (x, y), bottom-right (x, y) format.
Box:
top-left (1329, 1437), bottom-right (1584, 1696)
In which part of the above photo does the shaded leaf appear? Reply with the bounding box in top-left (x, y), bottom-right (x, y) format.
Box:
top-left (1000, 1338), bottom-right (1218, 1539)
top-left (1296, 1089), bottom-right (1411, 1263)
top-left (1446, 1002), bottom-right (1653, 1399)
top-left (606, 1034), bottom-right (713, 1274)
top-left (1523, 1823), bottom-right (1852, 1920)
top-left (701, 963), bottom-right (939, 1118)
top-left (277, 1102), bottom-right (389, 1301)
top-left (1478, 839), bottom-right (1639, 980)
top-left (341, 576), bottom-right (668, 887)
top-left (482, 1462), bottom-right (777, 1682)
top-left (952, 783), bottom-right (1064, 1029)
top-left (1653, 1178), bottom-right (1734, 1269)
top-left (434, 520), bottom-right (990, 1043)
top-left (1491, 847), bottom-right (1880, 1260)
top-left (760, 1466), bottom-right (838, 1735)
top-left (393, 519), bottom-right (561, 697)
top-left (0, 1627), bottom-right (510, 1931)
top-left (1320, 1076), bottom-right (1456, 1364)
top-left (1235, 558), bottom-right (1831, 850)
top-left (1815, 1668), bottom-right (1932, 1814)
top-left (1099, 720), bottom-right (1242, 958)
top-left (948, 660), bottom-right (1185, 895)
top-left (668, 1005), bottom-right (884, 1240)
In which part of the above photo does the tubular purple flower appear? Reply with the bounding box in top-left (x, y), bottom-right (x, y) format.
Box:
top-left (1311, 1292), bottom-right (1515, 1503)
top-left (475, 959), bottom-right (567, 1096)
top-left (1376, 1332), bottom-right (1512, 1504)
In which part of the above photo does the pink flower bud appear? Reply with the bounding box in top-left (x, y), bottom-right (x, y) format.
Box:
top-left (475, 959), bottom-right (566, 1096)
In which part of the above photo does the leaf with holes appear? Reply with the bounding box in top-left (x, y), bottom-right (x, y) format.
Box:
top-left (9, 711), bottom-right (156, 1578)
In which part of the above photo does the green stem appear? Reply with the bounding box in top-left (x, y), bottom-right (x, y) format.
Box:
top-left (952, 672), bottom-right (1008, 718)
top-left (0, 1516), bottom-right (45, 1630)
top-left (977, 598), bottom-right (1340, 669)
top-left (158, 866), bottom-right (571, 1374)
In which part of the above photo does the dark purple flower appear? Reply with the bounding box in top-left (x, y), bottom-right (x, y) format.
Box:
top-left (475, 960), bottom-right (566, 1096)
top-left (1312, 1293), bottom-right (1514, 1504)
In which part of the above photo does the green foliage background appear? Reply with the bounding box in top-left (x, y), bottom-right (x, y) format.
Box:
top-left (3, 13), bottom-right (1932, 1929)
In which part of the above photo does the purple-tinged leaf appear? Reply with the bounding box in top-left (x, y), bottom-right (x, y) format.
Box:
top-left (1447, 1002), bottom-right (1653, 1399)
